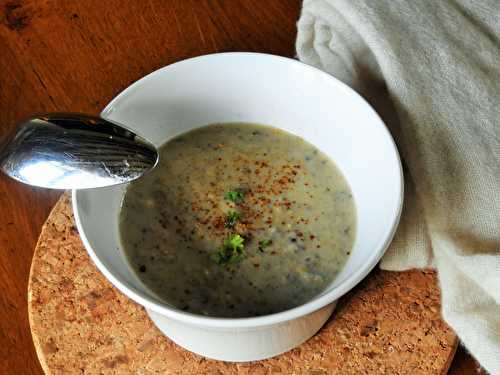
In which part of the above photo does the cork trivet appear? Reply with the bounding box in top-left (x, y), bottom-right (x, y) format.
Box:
top-left (29, 193), bottom-right (457, 374)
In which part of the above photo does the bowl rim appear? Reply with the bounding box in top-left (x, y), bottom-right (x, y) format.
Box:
top-left (73, 52), bottom-right (404, 328)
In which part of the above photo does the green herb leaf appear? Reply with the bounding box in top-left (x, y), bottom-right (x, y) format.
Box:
top-left (212, 234), bottom-right (246, 265)
top-left (226, 190), bottom-right (245, 203)
top-left (224, 211), bottom-right (241, 228)
top-left (226, 234), bottom-right (245, 253)
top-left (258, 239), bottom-right (272, 252)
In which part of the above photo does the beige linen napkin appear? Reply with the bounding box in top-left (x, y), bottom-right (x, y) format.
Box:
top-left (296, 0), bottom-right (500, 372)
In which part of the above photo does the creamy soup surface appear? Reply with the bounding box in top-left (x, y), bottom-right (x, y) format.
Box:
top-left (120, 123), bottom-right (356, 317)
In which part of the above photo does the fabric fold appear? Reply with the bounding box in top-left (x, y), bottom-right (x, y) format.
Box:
top-left (296, 1), bottom-right (500, 373)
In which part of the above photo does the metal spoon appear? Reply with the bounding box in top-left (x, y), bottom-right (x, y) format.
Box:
top-left (0, 113), bottom-right (159, 189)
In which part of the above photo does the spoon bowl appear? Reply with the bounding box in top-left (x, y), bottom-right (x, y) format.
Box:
top-left (0, 113), bottom-right (158, 189)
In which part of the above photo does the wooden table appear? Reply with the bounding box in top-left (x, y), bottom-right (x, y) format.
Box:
top-left (0, 1), bottom-right (484, 373)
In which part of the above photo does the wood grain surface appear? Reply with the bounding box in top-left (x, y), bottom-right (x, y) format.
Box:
top-left (0, 0), bottom-right (485, 374)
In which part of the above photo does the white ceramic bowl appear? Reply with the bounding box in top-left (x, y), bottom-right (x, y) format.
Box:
top-left (73, 53), bottom-right (403, 362)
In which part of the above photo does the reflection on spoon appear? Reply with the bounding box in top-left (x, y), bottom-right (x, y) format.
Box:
top-left (0, 113), bottom-right (159, 189)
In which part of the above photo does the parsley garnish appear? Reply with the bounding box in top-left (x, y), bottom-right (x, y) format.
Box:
top-left (258, 239), bottom-right (272, 252)
top-left (226, 189), bottom-right (245, 203)
top-left (225, 211), bottom-right (241, 228)
top-left (212, 234), bottom-right (246, 265)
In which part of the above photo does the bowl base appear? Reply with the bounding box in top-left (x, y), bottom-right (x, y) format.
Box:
top-left (146, 302), bottom-right (336, 362)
